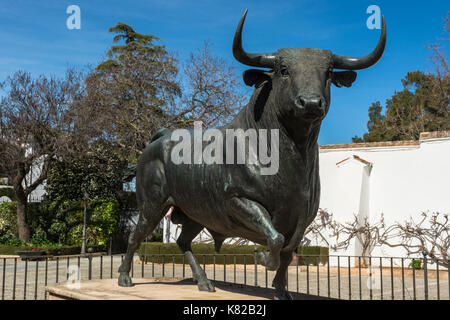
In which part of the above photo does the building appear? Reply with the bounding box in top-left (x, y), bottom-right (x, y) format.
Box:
top-left (0, 158), bottom-right (46, 204)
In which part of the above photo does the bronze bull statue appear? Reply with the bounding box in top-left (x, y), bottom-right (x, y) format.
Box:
top-left (118, 9), bottom-right (386, 300)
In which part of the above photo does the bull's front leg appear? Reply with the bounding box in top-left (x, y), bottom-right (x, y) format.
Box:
top-left (229, 197), bottom-right (284, 271)
top-left (272, 250), bottom-right (294, 300)
top-left (118, 199), bottom-right (168, 287)
top-left (118, 214), bottom-right (155, 287)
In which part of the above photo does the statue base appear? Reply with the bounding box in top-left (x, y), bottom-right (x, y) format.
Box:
top-left (45, 277), bottom-right (276, 300)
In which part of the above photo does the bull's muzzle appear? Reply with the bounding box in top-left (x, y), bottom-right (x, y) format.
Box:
top-left (294, 95), bottom-right (326, 118)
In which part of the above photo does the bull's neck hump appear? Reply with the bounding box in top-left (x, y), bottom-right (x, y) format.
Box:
top-left (230, 100), bottom-right (321, 150)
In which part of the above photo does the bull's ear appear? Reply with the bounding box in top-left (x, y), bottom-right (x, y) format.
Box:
top-left (243, 69), bottom-right (272, 87)
top-left (332, 71), bottom-right (357, 88)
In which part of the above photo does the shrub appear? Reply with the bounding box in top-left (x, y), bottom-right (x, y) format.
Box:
top-left (0, 245), bottom-right (31, 255)
top-left (0, 234), bottom-right (26, 246)
top-left (0, 197), bottom-right (120, 249)
top-left (0, 200), bottom-right (58, 244)
top-left (0, 244), bottom-right (106, 256)
top-left (410, 259), bottom-right (422, 270)
top-left (26, 202), bottom-right (52, 241)
top-left (150, 232), bottom-right (163, 242)
top-left (138, 242), bottom-right (266, 265)
top-left (89, 199), bottom-right (120, 246)
top-left (296, 246), bottom-right (329, 266)
top-left (65, 199), bottom-right (120, 247)
top-left (0, 201), bottom-right (17, 236)
top-left (41, 244), bottom-right (106, 256)
top-left (29, 234), bottom-right (54, 247)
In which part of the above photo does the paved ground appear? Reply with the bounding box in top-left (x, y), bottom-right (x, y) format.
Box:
top-left (1, 255), bottom-right (449, 300)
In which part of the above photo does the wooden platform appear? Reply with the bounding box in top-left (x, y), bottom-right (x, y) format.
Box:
top-left (45, 277), bottom-right (275, 300)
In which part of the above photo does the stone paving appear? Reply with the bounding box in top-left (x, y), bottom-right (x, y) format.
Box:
top-left (1, 254), bottom-right (448, 300)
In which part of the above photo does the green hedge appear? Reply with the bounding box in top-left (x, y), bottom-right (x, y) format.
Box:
top-left (138, 243), bottom-right (266, 265)
top-left (0, 245), bottom-right (33, 255)
top-left (296, 246), bottom-right (329, 266)
top-left (0, 244), bottom-right (106, 256)
top-left (138, 242), bottom-right (329, 265)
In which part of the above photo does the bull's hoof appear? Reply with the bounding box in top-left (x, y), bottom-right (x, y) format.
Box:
top-left (274, 290), bottom-right (293, 300)
top-left (197, 279), bottom-right (215, 292)
top-left (118, 272), bottom-right (133, 287)
top-left (256, 251), bottom-right (279, 271)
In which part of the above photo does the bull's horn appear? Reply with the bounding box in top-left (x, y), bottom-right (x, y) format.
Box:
top-left (233, 9), bottom-right (276, 68)
top-left (333, 16), bottom-right (387, 70)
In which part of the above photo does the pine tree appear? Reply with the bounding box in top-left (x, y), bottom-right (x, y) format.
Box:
top-left (82, 23), bottom-right (181, 162)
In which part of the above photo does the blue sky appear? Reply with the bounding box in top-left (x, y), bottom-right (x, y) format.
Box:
top-left (0, 0), bottom-right (448, 144)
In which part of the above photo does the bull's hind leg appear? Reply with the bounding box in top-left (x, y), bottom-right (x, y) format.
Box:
top-left (176, 217), bottom-right (215, 292)
top-left (118, 200), bottom-right (169, 287)
top-left (229, 197), bottom-right (284, 271)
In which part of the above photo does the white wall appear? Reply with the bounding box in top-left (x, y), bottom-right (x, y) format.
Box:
top-left (318, 134), bottom-right (450, 261)
top-left (0, 194), bottom-right (12, 204)
top-left (24, 155), bottom-right (46, 202)
top-left (0, 147), bottom-right (46, 203)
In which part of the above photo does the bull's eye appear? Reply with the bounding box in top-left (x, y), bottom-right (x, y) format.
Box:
top-left (280, 66), bottom-right (289, 77)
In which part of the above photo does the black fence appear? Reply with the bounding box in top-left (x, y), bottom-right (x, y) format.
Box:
top-left (0, 253), bottom-right (448, 300)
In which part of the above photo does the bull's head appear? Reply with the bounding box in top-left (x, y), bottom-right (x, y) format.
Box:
top-left (233, 10), bottom-right (386, 122)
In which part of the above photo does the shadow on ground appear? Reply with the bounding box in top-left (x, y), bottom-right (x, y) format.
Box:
top-left (132, 278), bottom-right (336, 300)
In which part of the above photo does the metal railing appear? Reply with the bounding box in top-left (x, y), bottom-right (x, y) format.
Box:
top-left (0, 252), bottom-right (448, 300)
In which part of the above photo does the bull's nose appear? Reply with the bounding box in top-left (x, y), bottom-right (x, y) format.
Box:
top-left (295, 96), bottom-right (325, 116)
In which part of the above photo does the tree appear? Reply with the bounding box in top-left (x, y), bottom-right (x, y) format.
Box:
top-left (44, 141), bottom-right (129, 251)
top-left (170, 41), bottom-right (245, 129)
top-left (353, 15), bottom-right (449, 143)
top-left (325, 214), bottom-right (397, 266)
top-left (305, 210), bottom-right (449, 268)
top-left (0, 70), bottom-right (85, 242)
top-left (45, 142), bottom-right (125, 203)
top-left (380, 212), bottom-right (449, 268)
top-left (426, 13), bottom-right (450, 131)
top-left (352, 102), bottom-right (385, 143)
top-left (82, 23), bottom-right (181, 163)
top-left (353, 71), bottom-right (450, 143)
top-left (301, 209), bottom-right (400, 266)
top-left (81, 25), bottom-right (244, 173)
top-left (301, 208), bottom-right (333, 246)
